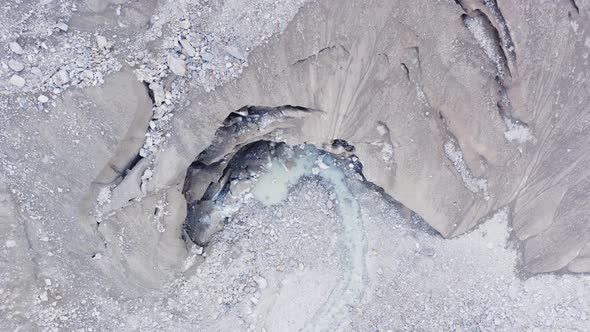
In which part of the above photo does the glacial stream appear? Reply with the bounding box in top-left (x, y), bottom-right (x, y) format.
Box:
top-left (251, 145), bottom-right (367, 329)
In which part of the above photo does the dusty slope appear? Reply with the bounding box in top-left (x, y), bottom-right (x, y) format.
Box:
top-left (153, 0), bottom-right (590, 274)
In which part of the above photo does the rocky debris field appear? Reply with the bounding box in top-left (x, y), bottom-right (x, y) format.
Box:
top-left (2, 0), bottom-right (590, 331)
top-left (51, 154), bottom-right (590, 331)
top-left (1, 0), bottom-right (306, 157)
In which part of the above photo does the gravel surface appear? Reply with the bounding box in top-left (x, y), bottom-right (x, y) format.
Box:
top-left (72, 156), bottom-right (589, 331)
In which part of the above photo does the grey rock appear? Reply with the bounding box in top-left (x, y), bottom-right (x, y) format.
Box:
top-left (167, 54), bottom-right (186, 76)
top-left (53, 69), bottom-right (70, 86)
top-left (253, 276), bottom-right (268, 289)
top-left (30, 67), bottom-right (42, 76)
top-left (8, 60), bottom-right (24, 72)
top-left (179, 20), bottom-right (191, 30)
top-left (201, 51), bottom-right (214, 62)
top-left (226, 46), bottom-right (247, 61)
top-left (149, 82), bottom-right (166, 106)
top-left (8, 75), bottom-right (25, 88)
top-left (326, 200), bottom-right (334, 209)
top-left (9, 41), bottom-right (23, 55)
top-left (179, 39), bottom-right (196, 57)
top-left (418, 247), bottom-right (436, 257)
top-left (96, 35), bottom-right (109, 49)
top-left (185, 200), bottom-right (224, 246)
top-left (56, 22), bottom-right (69, 31)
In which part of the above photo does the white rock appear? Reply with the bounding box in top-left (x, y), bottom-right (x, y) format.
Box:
top-left (149, 82), bottom-right (166, 106)
top-left (226, 46), bottom-right (247, 61)
top-left (194, 246), bottom-right (203, 255)
top-left (201, 52), bottom-right (214, 62)
top-left (167, 54), bottom-right (186, 76)
top-left (326, 200), bottom-right (334, 209)
top-left (8, 59), bottom-right (24, 72)
top-left (56, 22), bottom-right (69, 31)
top-left (253, 275), bottom-right (267, 289)
top-left (179, 39), bottom-right (196, 57)
top-left (53, 69), bottom-right (70, 86)
top-left (141, 169), bottom-right (153, 180)
top-left (179, 20), bottom-right (191, 30)
top-left (9, 41), bottom-right (23, 55)
top-left (5, 240), bottom-right (16, 248)
top-left (96, 35), bottom-right (109, 49)
top-left (38, 95), bottom-right (50, 103)
top-left (81, 70), bottom-right (93, 79)
top-left (9, 75), bottom-right (25, 88)
top-left (30, 67), bottom-right (42, 76)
